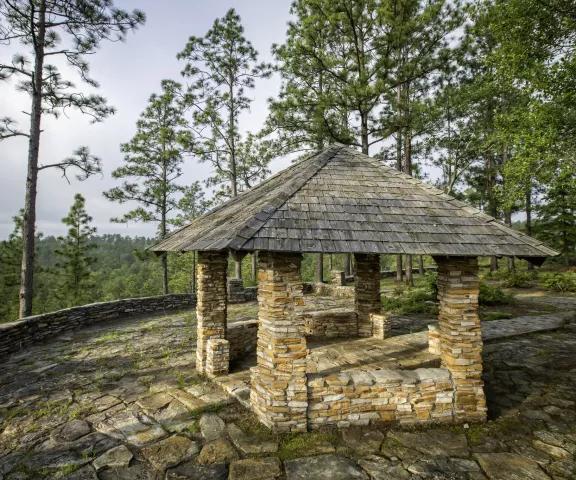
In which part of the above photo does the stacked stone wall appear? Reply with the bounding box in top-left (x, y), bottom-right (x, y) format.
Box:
top-left (354, 254), bottom-right (381, 337)
top-left (307, 368), bottom-right (456, 428)
top-left (300, 309), bottom-right (358, 337)
top-left (227, 320), bottom-right (258, 361)
top-left (206, 339), bottom-right (230, 378)
top-left (0, 294), bottom-right (196, 360)
top-left (371, 313), bottom-right (391, 339)
top-left (227, 278), bottom-right (246, 303)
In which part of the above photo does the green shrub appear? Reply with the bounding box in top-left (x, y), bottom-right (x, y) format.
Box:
top-left (540, 272), bottom-right (576, 292)
top-left (479, 282), bottom-right (513, 306)
top-left (382, 288), bottom-right (438, 315)
top-left (425, 270), bottom-right (438, 297)
top-left (501, 271), bottom-right (535, 288)
top-left (490, 269), bottom-right (510, 281)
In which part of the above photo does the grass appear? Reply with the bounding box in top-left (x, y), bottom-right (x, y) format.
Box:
top-left (96, 331), bottom-right (120, 343)
top-left (481, 312), bottom-right (514, 322)
top-left (278, 430), bottom-right (339, 460)
top-left (381, 288), bottom-right (438, 316)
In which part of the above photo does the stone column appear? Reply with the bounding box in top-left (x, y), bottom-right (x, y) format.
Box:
top-left (196, 251), bottom-right (228, 375)
top-left (371, 313), bottom-right (391, 339)
top-left (433, 256), bottom-right (487, 423)
top-left (354, 254), bottom-right (381, 337)
top-left (250, 251), bottom-right (307, 433)
top-left (206, 339), bottom-right (230, 378)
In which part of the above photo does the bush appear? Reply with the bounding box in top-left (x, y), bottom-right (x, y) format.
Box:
top-left (501, 271), bottom-right (535, 288)
top-left (540, 272), bottom-right (576, 292)
top-left (479, 282), bottom-right (513, 306)
top-left (382, 288), bottom-right (438, 315)
top-left (425, 270), bottom-right (438, 297)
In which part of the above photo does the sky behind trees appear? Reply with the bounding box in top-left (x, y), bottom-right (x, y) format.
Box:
top-left (0, 0), bottom-right (294, 238)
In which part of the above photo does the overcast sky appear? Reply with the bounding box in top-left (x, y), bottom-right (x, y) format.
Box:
top-left (0, 0), bottom-right (296, 239)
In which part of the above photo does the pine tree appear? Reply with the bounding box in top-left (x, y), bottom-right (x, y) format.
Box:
top-left (104, 81), bottom-right (192, 295)
top-left (177, 8), bottom-right (273, 198)
top-left (0, 0), bottom-right (145, 318)
top-left (172, 182), bottom-right (211, 294)
top-left (534, 170), bottom-right (576, 267)
top-left (0, 212), bottom-right (25, 321)
top-left (54, 194), bottom-right (97, 307)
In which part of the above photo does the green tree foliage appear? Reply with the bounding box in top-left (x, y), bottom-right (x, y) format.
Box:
top-left (177, 8), bottom-right (273, 199)
top-left (54, 194), bottom-right (97, 307)
top-left (0, 0), bottom-right (145, 318)
top-left (0, 212), bottom-right (25, 321)
top-left (104, 80), bottom-right (192, 295)
top-left (533, 171), bottom-right (576, 266)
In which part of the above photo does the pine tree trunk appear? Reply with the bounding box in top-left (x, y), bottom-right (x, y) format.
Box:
top-left (328, 254), bottom-right (332, 272)
top-left (162, 254), bottom-right (169, 295)
top-left (349, 253), bottom-right (354, 275)
top-left (491, 256), bottom-right (499, 273)
top-left (418, 255), bottom-right (424, 275)
top-left (251, 252), bottom-right (257, 281)
top-left (526, 189), bottom-right (534, 270)
top-left (317, 253), bottom-right (324, 283)
top-left (19, 0), bottom-right (47, 319)
top-left (504, 209), bottom-right (515, 273)
top-left (564, 231), bottom-right (570, 266)
top-left (191, 251), bottom-right (196, 293)
top-left (396, 255), bottom-right (403, 283)
top-left (405, 255), bottom-right (414, 286)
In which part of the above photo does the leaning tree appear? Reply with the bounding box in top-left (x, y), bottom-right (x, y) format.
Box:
top-left (0, 0), bottom-right (145, 317)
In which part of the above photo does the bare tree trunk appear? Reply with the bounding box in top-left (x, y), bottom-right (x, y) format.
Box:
top-left (396, 255), bottom-right (403, 283)
top-left (19, 1), bottom-right (47, 318)
top-left (504, 209), bottom-right (516, 273)
top-left (525, 189), bottom-right (534, 271)
top-left (251, 252), bottom-right (257, 280)
top-left (491, 256), bottom-right (499, 273)
top-left (317, 253), bottom-right (324, 283)
top-left (405, 255), bottom-right (413, 286)
top-left (191, 251), bottom-right (196, 293)
top-left (418, 255), bottom-right (424, 275)
top-left (328, 254), bottom-right (332, 272)
top-left (344, 253), bottom-right (351, 278)
top-left (162, 254), bottom-right (169, 295)
top-left (564, 231), bottom-right (570, 266)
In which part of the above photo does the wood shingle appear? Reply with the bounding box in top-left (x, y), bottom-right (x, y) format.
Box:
top-left (149, 145), bottom-right (558, 262)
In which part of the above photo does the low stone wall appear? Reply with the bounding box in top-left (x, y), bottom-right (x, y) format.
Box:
top-left (244, 287), bottom-right (258, 301)
top-left (300, 309), bottom-right (358, 337)
top-left (0, 294), bottom-right (196, 361)
top-left (307, 368), bottom-right (456, 428)
top-left (227, 320), bottom-right (258, 361)
top-left (307, 283), bottom-right (355, 298)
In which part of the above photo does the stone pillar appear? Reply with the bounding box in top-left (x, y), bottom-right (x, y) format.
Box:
top-left (331, 270), bottom-right (345, 286)
top-left (250, 251), bottom-right (307, 432)
top-left (196, 251), bottom-right (228, 375)
top-left (227, 277), bottom-right (245, 304)
top-left (371, 313), bottom-right (391, 339)
top-left (354, 254), bottom-right (381, 337)
top-left (428, 325), bottom-right (441, 355)
top-left (433, 256), bottom-right (487, 423)
top-left (206, 339), bottom-right (230, 378)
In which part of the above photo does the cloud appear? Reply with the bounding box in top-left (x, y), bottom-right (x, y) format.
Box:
top-left (0, 0), bottom-right (293, 239)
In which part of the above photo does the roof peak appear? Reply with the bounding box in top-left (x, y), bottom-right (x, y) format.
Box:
top-left (149, 145), bottom-right (557, 261)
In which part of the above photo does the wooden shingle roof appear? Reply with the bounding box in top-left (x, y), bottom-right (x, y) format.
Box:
top-left (149, 145), bottom-right (557, 261)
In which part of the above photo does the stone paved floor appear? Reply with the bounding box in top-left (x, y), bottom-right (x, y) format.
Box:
top-left (0, 295), bottom-right (575, 479)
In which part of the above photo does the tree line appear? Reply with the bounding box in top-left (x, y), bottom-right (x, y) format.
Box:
top-left (1, 0), bottom-right (574, 319)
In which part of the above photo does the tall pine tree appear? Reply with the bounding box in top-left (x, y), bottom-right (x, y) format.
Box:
top-left (0, 0), bottom-right (145, 318)
top-left (104, 81), bottom-right (192, 295)
top-left (54, 194), bottom-right (97, 307)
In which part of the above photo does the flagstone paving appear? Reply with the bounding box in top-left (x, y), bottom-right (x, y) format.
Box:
top-left (0, 295), bottom-right (575, 479)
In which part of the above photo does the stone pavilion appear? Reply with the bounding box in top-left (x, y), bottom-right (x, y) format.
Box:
top-left (150, 145), bottom-right (556, 432)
